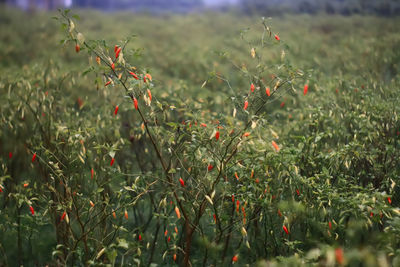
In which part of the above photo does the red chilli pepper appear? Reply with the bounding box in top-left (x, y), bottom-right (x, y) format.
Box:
top-left (9, 152), bottom-right (13, 159)
top-left (111, 63), bottom-right (115, 71)
top-left (274, 34), bottom-right (280, 41)
top-left (105, 81), bottom-right (111, 86)
top-left (303, 84), bottom-right (309, 95)
top-left (133, 97), bottom-right (138, 110)
top-left (110, 157), bottom-right (115, 166)
top-left (114, 45), bottom-right (119, 53)
top-left (213, 214), bottom-right (217, 223)
top-left (328, 221), bottom-right (332, 230)
top-left (232, 255), bottom-right (238, 262)
top-left (60, 211), bottom-right (66, 222)
top-left (335, 247), bottom-right (344, 265)
top-left (266, 87), bottom-right (271, 97)
top-left (231, 194), bottom-right (235, 203)
top-left (30, 206), bottom-right (35, 215)
top-left (283, 225), bottom-right (289, 235)
top-left (243, 100), bottom-right (248, 110)
top-left (129, 71), bottom-right (139, 80)
top-left (32, 153), bottom-right (37, 163)
top-left (200, 123), bottom-right (207, 127)
top-left (114, 105), bottom-right (119, 116)
top-left (277, 209), bottom-right (282, 217)
top-left (250, 83), bottom-right (255, 92)
top-left (115, 47), bottom-right (121, 59)
top-left (215, 131), bottom-right (220, 141)
top-left (296, 189), bottom-right (300, 196)
top-left (208, 164), bottom-right (213, 171)
top-left (91, 168), bottom-right (94, 179)
top-left (387, 197), bottom-right (392, 205)
top-left (75, 44), bottom-right (80, 53)
top-left (139, 234), bottom-right (142, 241)
top-left (179, 178), bottom-right (185, 187)
top-left (280, 102), bottom-right (285, 108)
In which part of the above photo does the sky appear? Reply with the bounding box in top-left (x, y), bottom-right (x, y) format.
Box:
top-left (203, 0), bottom-right (239, 5)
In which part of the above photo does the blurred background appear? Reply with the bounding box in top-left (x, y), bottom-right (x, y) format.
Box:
top-left (0, 0), bottom-right (400, 266)
top-left (2, 0), bottom-right (400, 15)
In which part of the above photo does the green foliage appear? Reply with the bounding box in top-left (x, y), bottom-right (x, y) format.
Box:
top-left (0, 5), bottom-right (399, 266)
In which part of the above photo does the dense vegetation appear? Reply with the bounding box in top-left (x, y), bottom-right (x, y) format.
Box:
top-left (0, 5), bottom-right (399, 266)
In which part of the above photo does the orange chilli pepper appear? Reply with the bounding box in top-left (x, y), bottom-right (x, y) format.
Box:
top-left (266, 87), bottom-right (271, 96)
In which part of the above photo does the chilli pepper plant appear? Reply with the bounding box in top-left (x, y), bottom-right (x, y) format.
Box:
top-left (54, 10), bottom-right (307, 266)
top-left (1, 8), bottom-right (399, 267)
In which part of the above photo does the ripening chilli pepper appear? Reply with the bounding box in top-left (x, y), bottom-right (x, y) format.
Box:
top-left (147, 89), bottom-right (152, 102)
top-left (243, 100), bottom-right (249, 110)
top-left (335, 248), bottom-right (344, 265)
top-left (30, 206), bottom-right (35, 215)
top-left (111, 63), bottom-right (115, 71)
top-left (60, 211), bottom-right (66, 222)
top-left (179, 178), bottom-right (185, 187)
top-left (303, 84), bottom-right (309, 95)
top-left (90, 201), bottom-right (95, 207)
top-left (23, 183), bottom-right (29, 187)
top-left (124, 210), bottom-right (128, 219)
top-left (232, 255), bottom-right (238, 262)
top-left (215, 131), bottom-right (220, 141)
top-left (175, 206), bottom-right (181, 219)
top-left (145, 73), bottom-right (152, 81)
top-left (133, 97), bottom-right (138, 110)
top-left (115, 47), bottom-right (121, 59)
top-left (283, 225), bottom-right (289, 235)
top-left (266, 87), bottom-right (271, 96)
top-left (272, 141), bottom-right (280, 152)
top-left (112, 211), bottom-right (116, 219)
top-left (250, 83), bottom-right (255, 92)
top-left (173, 254), bottom-right (177, 262)
top-left (129, 71), bottom-right (139, 80)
